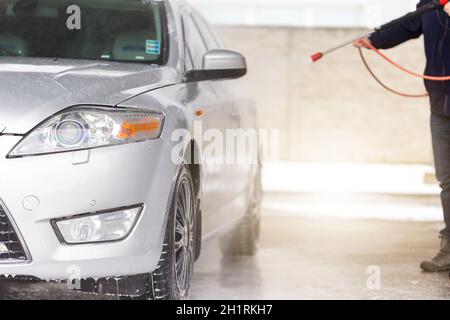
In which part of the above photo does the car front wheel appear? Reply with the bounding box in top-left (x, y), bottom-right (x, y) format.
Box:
top-left (123, 165), bottom-right (196, 300)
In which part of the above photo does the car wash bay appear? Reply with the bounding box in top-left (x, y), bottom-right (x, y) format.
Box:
top-left (1, 23), bottom-right (450, 300)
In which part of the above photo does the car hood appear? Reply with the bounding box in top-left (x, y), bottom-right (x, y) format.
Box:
top-left (0, 58), bottom-right (177, 134)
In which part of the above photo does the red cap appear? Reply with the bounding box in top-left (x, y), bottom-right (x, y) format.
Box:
top-left (441, 0), bottom-right (449, 6)
top-left (310, 52), bottom-right (324, 63)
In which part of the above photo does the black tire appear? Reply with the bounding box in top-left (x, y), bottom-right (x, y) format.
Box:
top-left (194, 200), bottom-right (202, 262)
top-left (123, 165), bottom-right (196, 300)
top-left (252, 164), bottom-right (263, 241)
top-left (221, 165), bottom-right (262, 257)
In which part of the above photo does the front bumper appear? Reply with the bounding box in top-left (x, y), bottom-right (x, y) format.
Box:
top-left (0, 135), bottom-right (177, 280)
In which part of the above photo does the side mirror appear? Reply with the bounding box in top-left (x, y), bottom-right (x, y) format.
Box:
top-left (183, 49), bottom-right (247, 83)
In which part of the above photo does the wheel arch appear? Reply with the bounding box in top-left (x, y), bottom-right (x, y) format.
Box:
top-left (183, 139), bottom-right (203, 200)
top-left (183, 139), bottom-right (203, 261)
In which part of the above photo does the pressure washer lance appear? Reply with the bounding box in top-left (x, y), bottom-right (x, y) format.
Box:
top-left (310, 0), bottom-right (450, 63)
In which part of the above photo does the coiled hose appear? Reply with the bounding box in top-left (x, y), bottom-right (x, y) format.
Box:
top-left (358, 39), bottom-right (450, 98)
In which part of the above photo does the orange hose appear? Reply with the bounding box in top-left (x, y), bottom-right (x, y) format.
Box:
top-left (361, 39), bottom-right (450, 81)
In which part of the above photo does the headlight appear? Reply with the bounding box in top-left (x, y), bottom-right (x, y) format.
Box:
top-left (52, 205), bottom-right (143, 245)
top-left (8, 107), bottom-right (164, 158)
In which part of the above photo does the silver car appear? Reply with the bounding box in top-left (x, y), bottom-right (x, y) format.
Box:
top-left (0, 0), bottom-right (261, 299)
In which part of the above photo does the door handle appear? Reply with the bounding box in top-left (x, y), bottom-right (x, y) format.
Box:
top-left (230, 105), bottom-right (240, 118)
top-left (230, 108), bottom-right (241, 126)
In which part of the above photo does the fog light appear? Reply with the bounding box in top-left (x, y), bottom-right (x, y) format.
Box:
top-left (53, 205), bottom-right (143, 245)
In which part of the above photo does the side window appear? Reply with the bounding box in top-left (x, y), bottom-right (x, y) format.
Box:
top-left (192, 13), bottom-right (222, 50)
top-left (182, 13), bottom-right (207, 70)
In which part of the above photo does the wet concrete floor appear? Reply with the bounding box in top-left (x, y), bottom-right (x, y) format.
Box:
top-left (1, 210), bottom-right (449, 300)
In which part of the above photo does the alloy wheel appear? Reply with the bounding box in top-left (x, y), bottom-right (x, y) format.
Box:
top-left (174, 177), bottom-right (195, 295)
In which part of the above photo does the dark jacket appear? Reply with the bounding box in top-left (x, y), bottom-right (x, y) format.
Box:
top-left (369, 0), bottom-right (450, 116)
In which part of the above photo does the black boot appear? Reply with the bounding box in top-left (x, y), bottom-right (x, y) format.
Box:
top-left (421, 238), bottom-right (450, 272)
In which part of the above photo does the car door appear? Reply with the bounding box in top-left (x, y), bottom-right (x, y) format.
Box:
top-left (181, 10), bottom-right (235, 234)
top-left (190, 11), bottom-right (253, 231)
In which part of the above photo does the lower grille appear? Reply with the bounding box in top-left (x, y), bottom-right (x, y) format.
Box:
top-left (0, 205), bottom-right (29, 263)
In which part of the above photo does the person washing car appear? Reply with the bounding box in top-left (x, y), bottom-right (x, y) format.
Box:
top-left (354, 0), bottom-right (450, 272)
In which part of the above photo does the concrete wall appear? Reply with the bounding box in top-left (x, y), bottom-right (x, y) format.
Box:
top-left (217, 26), bottom-right (433, 164)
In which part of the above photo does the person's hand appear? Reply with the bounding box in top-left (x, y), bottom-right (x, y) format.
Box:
top-left (445, 3), bottom-right (450, 16)
top-left (353, 38), bottom-right (372, 49)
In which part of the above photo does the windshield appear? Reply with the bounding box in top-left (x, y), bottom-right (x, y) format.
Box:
top-left (0, 0), bottom-right (166, 64)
